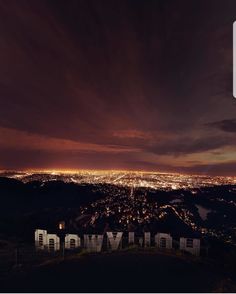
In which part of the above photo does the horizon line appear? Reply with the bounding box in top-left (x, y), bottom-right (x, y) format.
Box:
top-left (0, 168), bottom-right (236, 178)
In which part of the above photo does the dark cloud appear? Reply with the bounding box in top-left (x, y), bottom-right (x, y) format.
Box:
top-left (180, 161), bottom-right (236, 176)
top-left (206, 119), bottom-right (236, 133)
top-left (145, 135), bottom-right (235, 156)
top-left (0, 0), bottom-right (236, 174)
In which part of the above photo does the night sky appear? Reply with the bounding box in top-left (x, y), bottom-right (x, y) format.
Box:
top-left (0, 0), bottom-right (236, 175)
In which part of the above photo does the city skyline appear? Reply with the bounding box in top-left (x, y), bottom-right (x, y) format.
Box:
top-left (0, 1), bottom-right (236, 175)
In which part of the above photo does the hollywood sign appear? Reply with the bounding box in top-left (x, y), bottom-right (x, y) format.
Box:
top-left (35, 229), bottom-right (201, 256)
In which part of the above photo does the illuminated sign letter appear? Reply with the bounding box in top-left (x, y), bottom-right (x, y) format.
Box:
top-left (84, 234), bottom-right (104, 252)
top-left (180, 237), bottom-right (200, 256)
top-left (65, 234), bottom-right (81, 249)
top-left (155, 233), bottom-right (172, 249)
top-left (106, 232), bottom-right (123, 251)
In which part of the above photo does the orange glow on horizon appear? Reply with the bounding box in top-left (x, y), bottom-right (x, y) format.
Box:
top-left (1, 168), bottom-right (235, 178)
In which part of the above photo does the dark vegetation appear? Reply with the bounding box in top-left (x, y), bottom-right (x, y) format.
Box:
top-left (1, 251), bottom-right (236, 292)
top-left (0, 177), bottom-right (106, 242)
top-left (147, 185), bottom-right (236, 232)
